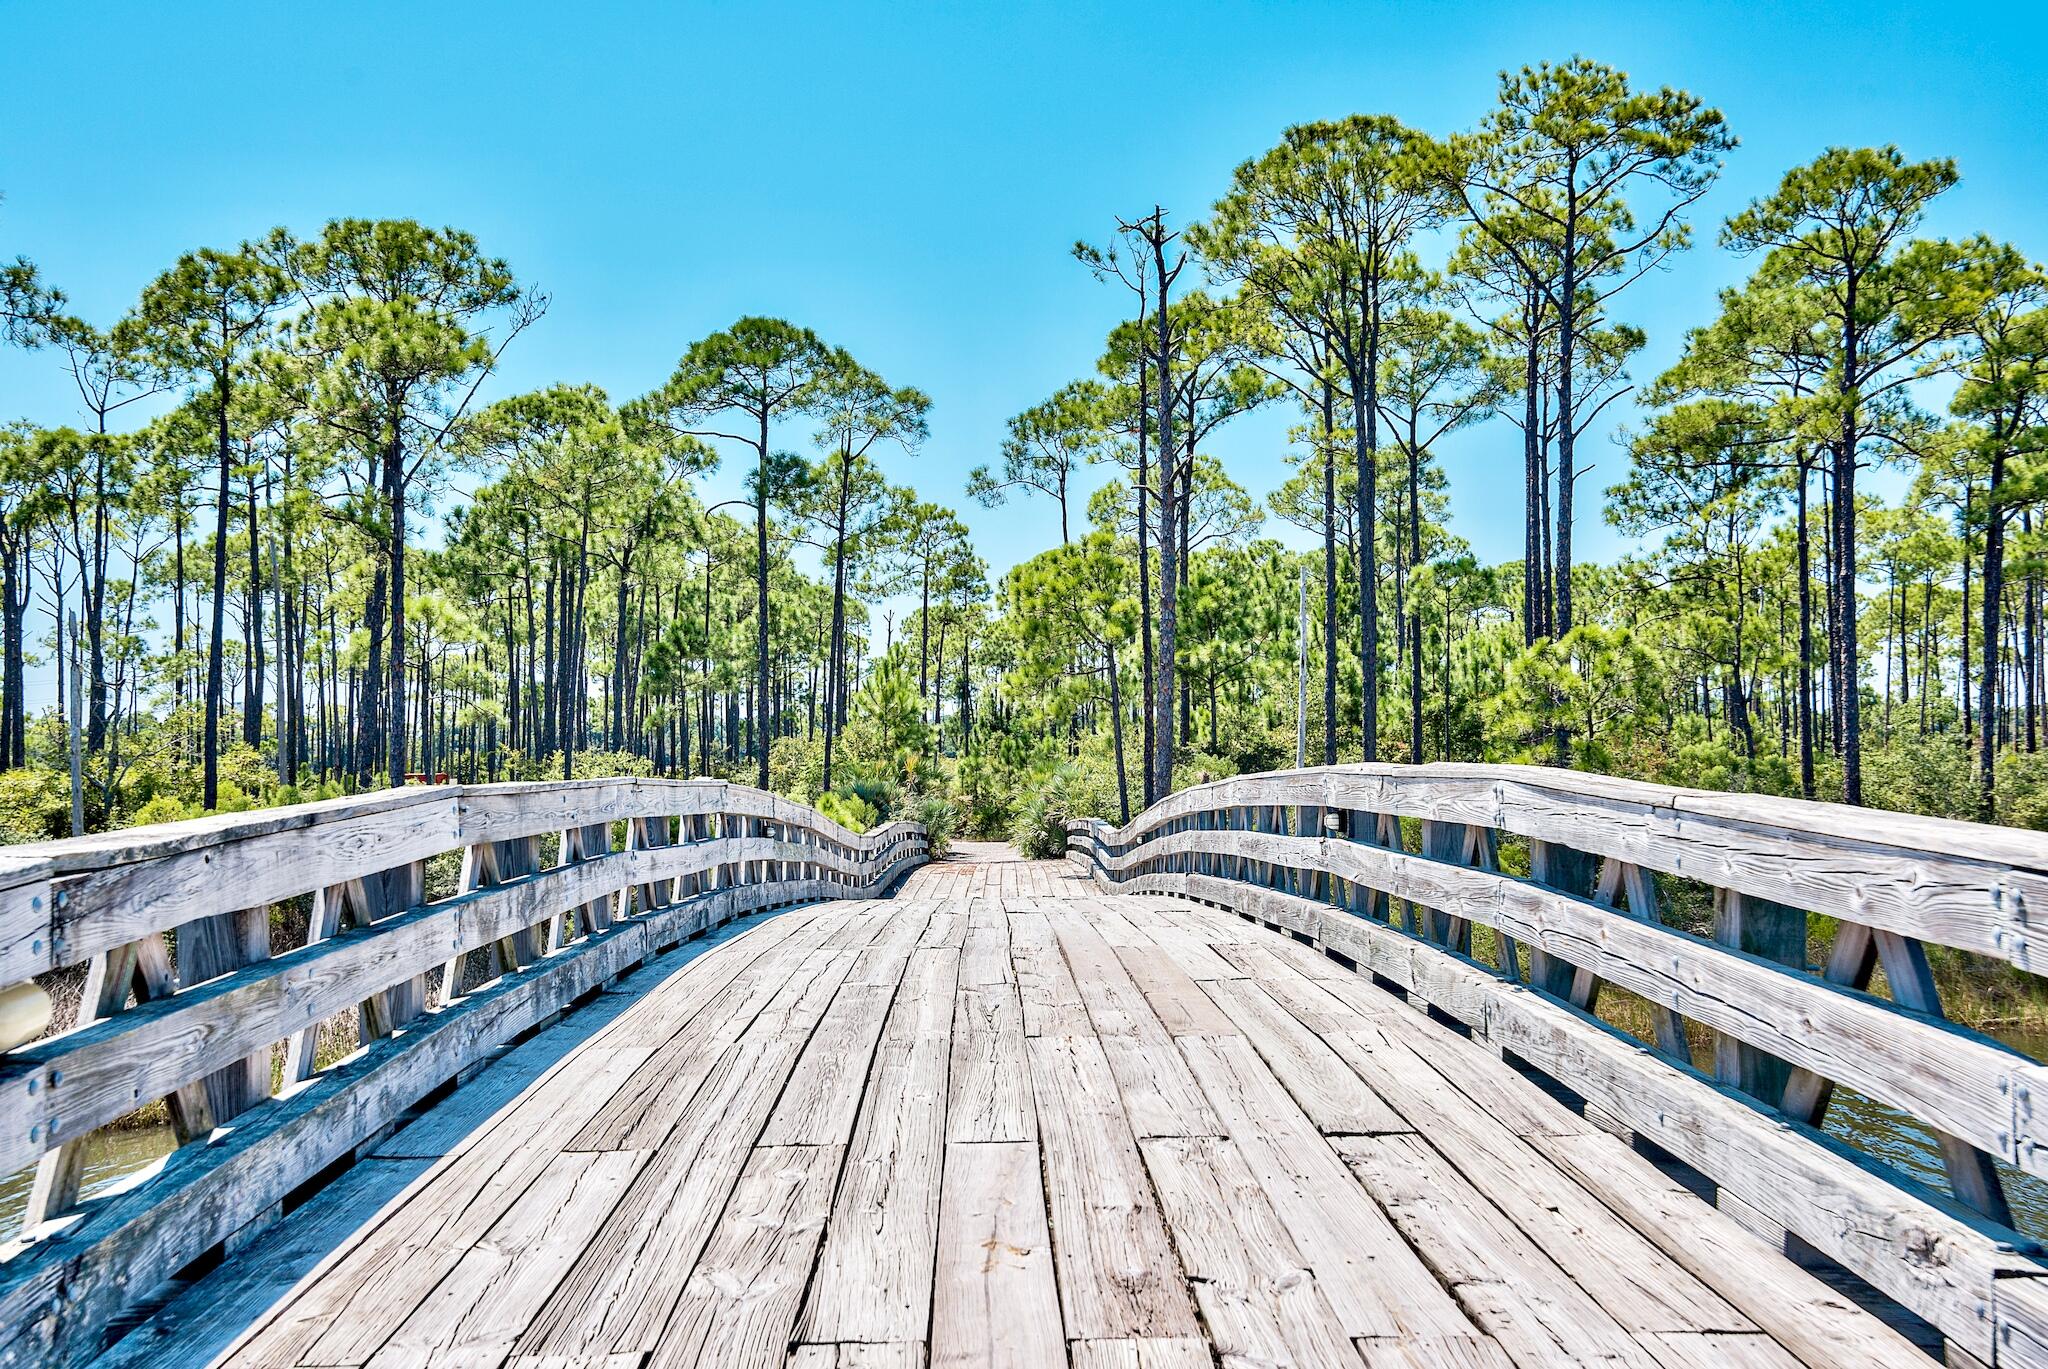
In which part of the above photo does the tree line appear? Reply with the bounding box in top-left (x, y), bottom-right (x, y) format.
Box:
top-left (0, 221), bottom-right (985, 836)
top-left (977, 57), bottom-right (2046, 836)
top-left (3, 55), bottom-right (2046, 848)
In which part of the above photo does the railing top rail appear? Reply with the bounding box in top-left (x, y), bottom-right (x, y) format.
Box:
top-left (1075, 763), bottom-right (2048, 968)
top-left (0, 780), bottom-right (920, 983)
top-left (0, 777), bottom-right (897, 878)
top-left (1088, 762), bottom-right (2048, 870)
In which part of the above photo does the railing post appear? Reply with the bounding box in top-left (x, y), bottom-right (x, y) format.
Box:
top-left (1869, 929), bottom-right (2013, 1226)
top-left (559, 821), bottom-right (614, 944)
top-left (1587, 861), bottom-right (1688, 1061)
top-left (629, 814), bottom-right (675, 915)
top-left (446, 835), bottom-right (541, 999)
top-left (1376, 813), bottom-right (1407, 931)
top-left (679, 813), bottom-right (710, 901)
top-left (1778, 922), bottom-right (1876, 1126)
top-left (179, 904), bottom-right (273, 1122)
top-left (25, 930), bottom-right (217, 1227)
top-left (1711, 889), bottom-right (1806, 1106)
top-left (364, 861), bottom-right (429, 1036)
top-left (1417, 821), bottom-right (1464, 951)
top-left (1526, 839), bottom-right (1596, 998)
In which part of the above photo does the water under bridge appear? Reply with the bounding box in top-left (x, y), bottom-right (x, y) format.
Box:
top-left (2, 767), bottom-right (2047, 1366)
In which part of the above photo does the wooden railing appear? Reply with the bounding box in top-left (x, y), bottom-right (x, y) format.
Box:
top-left (1069, 762), bottom-right (2048, 1365)
top-left (0, 778), bottom-right (924, 1368)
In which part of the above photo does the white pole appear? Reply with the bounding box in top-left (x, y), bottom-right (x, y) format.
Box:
top-left (1296, 562), bottom-right (1309, 769)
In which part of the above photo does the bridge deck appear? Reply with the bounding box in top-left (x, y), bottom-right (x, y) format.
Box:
top-left (111, 847), bottom-right (1917, 1368)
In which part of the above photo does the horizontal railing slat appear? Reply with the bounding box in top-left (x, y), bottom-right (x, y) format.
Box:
top-left (0, 780), bottom-right (913, 980)
top-left (1095, 824), bottom-right (2043, 1177)
top-left (1085, 765), bottom-right (2048, 968)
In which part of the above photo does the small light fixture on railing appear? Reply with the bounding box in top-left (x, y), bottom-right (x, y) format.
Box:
top-left (1324, 810), bottom-right (1344, 834)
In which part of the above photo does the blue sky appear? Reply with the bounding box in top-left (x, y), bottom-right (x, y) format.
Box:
top-left (4, 0), bottom-right (2044, 586)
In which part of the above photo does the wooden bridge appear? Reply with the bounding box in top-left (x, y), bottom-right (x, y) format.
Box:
top-left (1, 769), bottom-right (2047, 1366)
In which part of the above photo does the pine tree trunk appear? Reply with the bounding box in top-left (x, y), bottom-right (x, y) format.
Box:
top-left (1980, 449), bottom-right (2008, 818)
top-left (204, 365), bottom-right (232, 808)
top-left (1321, 369), bottom-right (1338, 764)
top-left (1797, 458), bottom-right (1815, 797)
top-left (1150, 232), bottom-right (1178, 803)
top-left (754, 409), bottom-right (772, 789)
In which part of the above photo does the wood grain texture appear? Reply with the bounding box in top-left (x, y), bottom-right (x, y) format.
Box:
top-left (649, 1144), bottom-right (841, 1369)
top-left (931, 1140), bottom-right (1064, 1369)
top-left (1178, 1031), bottom-right (1477, 1342)
top-left (800, 946), bottom-right (959, 1344)
top-left (1139, 1133), bottom-right (1366, 1368)
top-left (1028, 1029), bottom-right (1201, 1340)
top-left (1074, 762), bottom-right (2048, 966)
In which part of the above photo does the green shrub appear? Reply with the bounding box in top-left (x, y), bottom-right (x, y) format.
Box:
top-left (569, 749), bottom-right (655, 781)
top-left (816, 790), bottom-right (878, 833)
top-left (1008, 790), bottom-right (1071, 860)
top-left (913, 795), bottom-right (957, 859)
top-left (0, 766), bottom-right (68, 842)
top-left (954, 750), bottom-right (1014, 836)
top-left (769, 734), bottom-right (822, 799)
top-left (1172, 749), bottom-right (1237, 793)
top-left (842, 772), bottom-right (901, 820)
top-left (126, 793), bottom-right (195, 828)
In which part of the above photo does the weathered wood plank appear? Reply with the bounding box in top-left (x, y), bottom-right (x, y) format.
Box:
top-left (1075, 762), bottom-right (2048, 967)
top-left (569, 908), bottom-right (863, 1150)
top-left (513, 1032), bottom-right (814, 1360)
top-left (1138, 1134), bottom-right (1367, 1368)
top-left (947, 981), bottom-right (1033, 1144)
top-left (789, 1344), bottom-right (926, 1368)
top-left (1200, 977), bottom-right (1408, 1135)
top-left (97, 1155), bottom-right (434, 1369)
top-left (759, 980), bottom-right (897, 1146)
top-left (1318, 1029), bottom-right (1751, 1334)
top-left (221, 1036), bottom-right (656, 1366)
top-left (1335, 1131), bottom-right (1651, 1365)
top-left (1532, 1128), bottom-right (1934, 1368)
top-left (41, 791), bottom-right (460, 970)
top-left (1046, 902), bottom-right (1221, 1138)
top-left (365, 1147), bottom-right (645, 1367)
top-left (1010, 910), bottom-right (1091, 1037)
top-left (1349, 1336), bottom-right (1515, 1368)
top-left (931, 1140), bottom-right (1064, 1369)
top-left (1634, 1331), bottom-right (1805, 1368)
top-left (1098, 869), bottom-right (2039, 1362)
top-left (0, 909), bottom-right (662, 1369)
top-left (649, 1144), bottom-right (841, 1369)
top-left (1027, 1031), bottom-right (1200, 1340)
top-left (1066, 1338), bottom-right (1211, 1369)
top-left (1176, 1031), bottom-right (1475, 1342)
top-left (801, 946), bottom-right (959, 1344)
top-left (1097, 825), bottom-right (2042, 1176)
